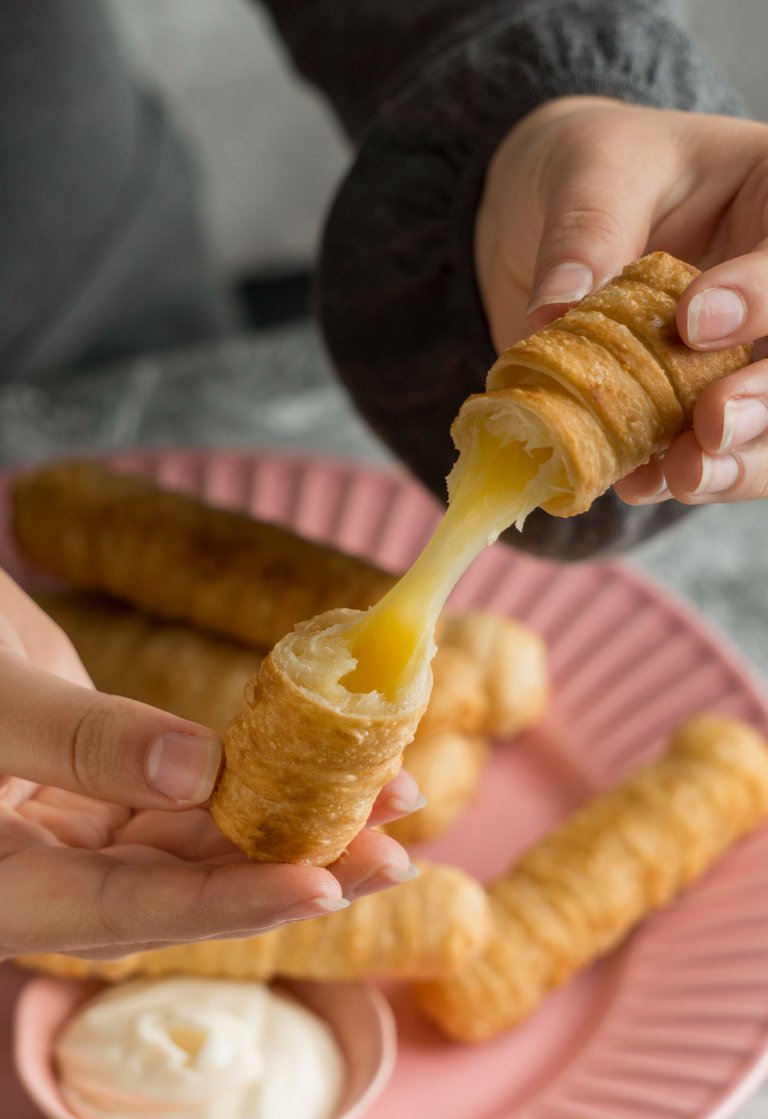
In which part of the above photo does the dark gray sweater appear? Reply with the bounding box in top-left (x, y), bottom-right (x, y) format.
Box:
top-left (0, 2), bottom-right (747, 557)
top-left (262, 0), bottom-right (748, 558)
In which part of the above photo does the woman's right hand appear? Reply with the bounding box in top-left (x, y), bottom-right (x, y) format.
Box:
top-left (475, 95), bottom-right (768, 507)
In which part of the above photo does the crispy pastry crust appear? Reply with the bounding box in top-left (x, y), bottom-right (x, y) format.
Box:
top-left (211, 608), bottom-right (430, 865)
top-left (413, 715), bottom-right (768, 1042)
top-left (17, 862), bottom-right (490, 983)
top-left (386, 613), bottom-right (550, 843)
top-left (435, 611), bottom-right (549, 739)
top-left (386, 730), bottom-right (489, 844)
top-left (455, 252), bottom-right (752, 517)
top-left (13, 462), bottom-right (395, 648)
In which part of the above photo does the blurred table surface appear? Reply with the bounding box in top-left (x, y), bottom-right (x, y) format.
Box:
top-left (2, 321), bottom-right (767, 1117)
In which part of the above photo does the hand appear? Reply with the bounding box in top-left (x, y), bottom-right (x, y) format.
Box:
top-left (0, 571), bottom-right (421, 961)
top-left (475, 95), bottom-right (768, 506)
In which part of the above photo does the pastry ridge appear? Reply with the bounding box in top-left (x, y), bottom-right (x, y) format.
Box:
top-left (549, 309), bottom-right (684, 439)
top-left (454, 252), bottom-right (752, 518)
top-left (412, 715), bottom-right (768, 1042)
top-left (385, 731), bottom-right (489, 844)
top-left (490, 325), bottom-right (664, 472)
top-left (18, 861), bottom-right (491, 984)
top-left (211, 608), bottom-right (430, 865)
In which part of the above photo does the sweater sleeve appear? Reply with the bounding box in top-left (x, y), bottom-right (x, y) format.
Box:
top-left (260, 0), bottom-right (749, 559)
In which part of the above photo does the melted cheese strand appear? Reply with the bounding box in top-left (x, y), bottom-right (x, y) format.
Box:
top-left (343, 431), bottom-right (560, 698)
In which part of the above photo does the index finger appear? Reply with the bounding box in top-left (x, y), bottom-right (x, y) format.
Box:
top-left (0, 650), bottom-right (222, 810)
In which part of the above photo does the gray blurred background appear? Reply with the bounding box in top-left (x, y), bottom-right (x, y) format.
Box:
top-left (106, 0), bottom-right (767, 285)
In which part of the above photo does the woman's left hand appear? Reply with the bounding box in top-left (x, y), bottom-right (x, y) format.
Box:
top-left (475, 95), bottom-right (768, 506)
top-left (0, 570), bottom-right (424, 962)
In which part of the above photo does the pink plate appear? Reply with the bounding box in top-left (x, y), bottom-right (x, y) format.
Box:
top-left (3, 446), bottom-right (768, 1119)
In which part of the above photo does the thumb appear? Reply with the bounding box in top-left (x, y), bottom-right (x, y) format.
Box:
top-left (0, 650), bottom-right (222, 809)
top-left (526, 164), bottom-right (654, 330)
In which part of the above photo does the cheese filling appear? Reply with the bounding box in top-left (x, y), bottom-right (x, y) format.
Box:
top-left (342, 425), bottom-right (564, 698)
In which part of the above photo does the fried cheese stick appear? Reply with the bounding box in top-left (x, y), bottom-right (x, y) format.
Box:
top-left (386, 730), bottom-right (489, 844)
top-left (413, 715), bottom-right (768, 1042)
top-left (211, 606), bottom-right (431, 864)
top-left (13, 461), bottom-right (395, 649)
top-left (452, 252), bottom-right (752, 519)
top-left (18, 862), bottom-right (490, 983)
top-left (433, 611), bottom-right (549, 739)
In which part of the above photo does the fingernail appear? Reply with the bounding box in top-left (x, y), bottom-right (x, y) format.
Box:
top-left (277, 896), bottom-right (350, 923)
top-left (385, 862), bottom-right (422, 884)
top-left (146, 732), bottom-right (222, 803)
top-left (632, 479), bottom-right (671, 505)
top-left (720, 398), bottom-right (768, 451)
top-left (527, 262), bottom-right (594, 315)
top-left (349, 862), bottom-right (421, 901)
top-left (387, 792), bottom-right (428, 815)
top-left (693, 453), bottom-right (741, 495)
top-left (687, 288), bottom-right (746, 345)
top-left (620, 459), bottom-right (669, 505)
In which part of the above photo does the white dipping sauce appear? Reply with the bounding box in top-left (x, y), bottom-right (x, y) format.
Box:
top-left (54, 976), bottom-right (345, 1119)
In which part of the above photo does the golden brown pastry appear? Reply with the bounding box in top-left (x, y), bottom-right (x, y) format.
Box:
top-left (363, 608), bottom-right (549, 846)
top-left (212, 603), bottom-right (553, 860)
top-left (435, 611), bottom-right (549, 739)
top-left (38, 591), bottom-right (260, 736)
top-left (452, 252), bottom-right (753, 518)
top-left (211, 607), bottom-right (431, 865)
top-left (18, 861), bottom-right (490, 983)
top-left (413, 715), bottom-right (768, 1042)
top-left (13, 461), bottom-right (395, 648)
top-left (386, 730), bottom-right (488, 844)
top-left (415, 644), bottom-right (486, 739)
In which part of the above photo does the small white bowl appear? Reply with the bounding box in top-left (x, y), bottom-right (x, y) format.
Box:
top-left (14, 974), bottom-right (396, 1119)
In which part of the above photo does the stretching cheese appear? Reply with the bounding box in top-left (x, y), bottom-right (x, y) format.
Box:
top-left (343, 426), bottom-right (563, 698)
